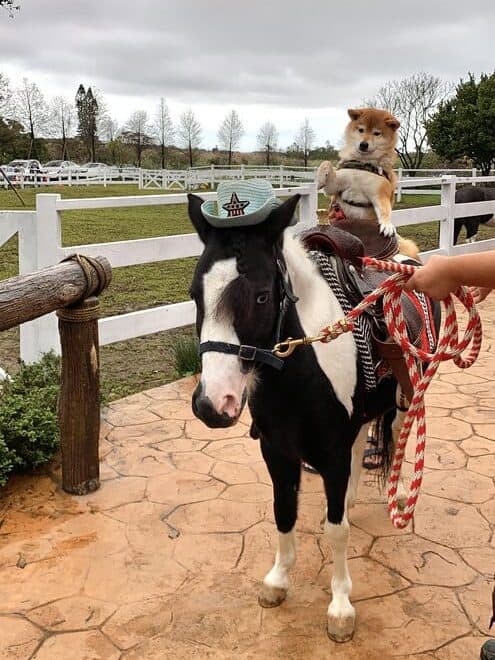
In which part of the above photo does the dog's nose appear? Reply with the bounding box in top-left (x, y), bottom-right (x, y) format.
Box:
top-left (359, 141), bottom-right (369, 152)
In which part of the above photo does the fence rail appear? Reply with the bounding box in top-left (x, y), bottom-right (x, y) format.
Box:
top-left (1, 175), bottom-right (495, 363)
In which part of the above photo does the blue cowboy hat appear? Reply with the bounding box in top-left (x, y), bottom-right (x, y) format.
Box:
top-left (201, 180), bottom-right (283, 228)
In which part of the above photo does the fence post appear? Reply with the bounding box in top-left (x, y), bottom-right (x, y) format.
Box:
top-left (279, 165), bottom-right (284, 188)
top-left (298, 184), bottom-right (318, 228)
top-left (210, 164), bottom-right (215, 190)
top-left (103, 168), bottom-right (107, 188)
top-left (138, 168), bottom-right (143, 189)
top-left (439, 175), bottom-right (456, 256)
top-left (241, 164), bottom-right (245, 180)
top-left (57, 297), bottom-right (101, 494)
top-left (19, 193), bottom-right (62, 362)
top-left (396, 167), bottom-right (403, 202)
top-left (472, 167), bottom-right (477, 186)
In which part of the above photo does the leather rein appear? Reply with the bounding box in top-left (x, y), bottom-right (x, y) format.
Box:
top-left (198, 247), bottom-right (298, 371)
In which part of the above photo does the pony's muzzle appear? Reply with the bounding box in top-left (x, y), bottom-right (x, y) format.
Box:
top-left (192, 381), bottom-right (241, 428)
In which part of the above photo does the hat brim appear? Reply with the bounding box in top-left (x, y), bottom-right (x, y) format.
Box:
top-left (201, 197), bottom-right (282, 228)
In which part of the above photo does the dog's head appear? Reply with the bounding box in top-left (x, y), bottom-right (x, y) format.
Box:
top-left (343, 108), bottom-right (400, 162)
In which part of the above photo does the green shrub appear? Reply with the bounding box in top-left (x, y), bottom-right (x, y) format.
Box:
top-left (172, 335), bottom-right (201, 378)
top-left (0, 353), bottom-right (60, 486)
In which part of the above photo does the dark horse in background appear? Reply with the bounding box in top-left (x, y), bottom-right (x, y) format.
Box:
top-left (187, 192), bottom-right (414, 642)
top-left (454, 186), bottom-right (495, 244)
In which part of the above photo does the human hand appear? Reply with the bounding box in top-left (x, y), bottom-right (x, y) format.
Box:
top-left (404, 255), bottom-right (460, 300)
top-left (470, 286), bottom-right (492, 304)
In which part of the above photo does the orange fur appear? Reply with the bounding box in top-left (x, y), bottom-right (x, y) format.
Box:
top-left (317, 108), bottom-right (400, 237)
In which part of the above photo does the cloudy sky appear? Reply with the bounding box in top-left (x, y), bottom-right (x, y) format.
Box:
top-left (1, 0), bottom-right (494, 150)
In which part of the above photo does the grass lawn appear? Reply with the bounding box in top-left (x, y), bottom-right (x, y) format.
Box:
top-left (0, 184), bottom-right (490, 400)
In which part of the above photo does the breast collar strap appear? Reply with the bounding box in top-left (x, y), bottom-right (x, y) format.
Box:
top-left (198, 248), bottom-right (298, 371)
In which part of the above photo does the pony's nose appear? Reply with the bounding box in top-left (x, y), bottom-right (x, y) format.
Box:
top-left (219, 393), bottom-right (240, 418)
top-left (359, 141), bottom-right (369, 152)
top-left (192, 383), bottom-right (238, 428)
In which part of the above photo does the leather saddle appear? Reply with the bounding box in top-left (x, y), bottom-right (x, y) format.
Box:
top-left (299, 223), bottom-right (440, 402)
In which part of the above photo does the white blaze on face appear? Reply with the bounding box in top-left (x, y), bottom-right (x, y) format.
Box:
top-left (200, 258), bottom-right (248, 418)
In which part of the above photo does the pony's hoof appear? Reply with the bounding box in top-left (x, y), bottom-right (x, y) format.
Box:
top-left (327, 614), bottom-right (355, 643)
top-left (258, 586), bottom-right (287, 608)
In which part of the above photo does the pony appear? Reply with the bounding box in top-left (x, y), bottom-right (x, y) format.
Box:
top-left (187, 192), bottom-right (409, 641)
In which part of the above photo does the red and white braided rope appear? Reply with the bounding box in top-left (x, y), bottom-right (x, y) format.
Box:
top-left (321, 256), bottom-right (483, 529)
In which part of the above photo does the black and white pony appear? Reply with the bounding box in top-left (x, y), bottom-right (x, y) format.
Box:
top-left (187, 193), bottom-right (408, 642)
top-left (454, 186), bottom-right (495, 244)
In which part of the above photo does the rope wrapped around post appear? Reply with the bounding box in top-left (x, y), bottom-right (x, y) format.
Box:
top-left (56, 255), bottom-right (112, 495)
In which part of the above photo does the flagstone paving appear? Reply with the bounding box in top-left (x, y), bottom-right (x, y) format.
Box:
top-left (1, 300), bottom-right (495, 659)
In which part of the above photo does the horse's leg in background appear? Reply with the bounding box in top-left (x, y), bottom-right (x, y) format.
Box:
top-left (321, 441), bottom-right (355, 642)
top-left (453, 218), bottom-right (464, 245)
top-left (258, 439), bottom-right (301, 608)
top-left (465, 217), bottom-right (480, 243)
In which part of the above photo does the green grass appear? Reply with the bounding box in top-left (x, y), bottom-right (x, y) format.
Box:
top-left (1, 185), bottom-right (490, 400)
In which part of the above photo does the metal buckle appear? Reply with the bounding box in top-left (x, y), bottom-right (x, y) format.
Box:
top-left (238, 345), bottom-right (257, 361)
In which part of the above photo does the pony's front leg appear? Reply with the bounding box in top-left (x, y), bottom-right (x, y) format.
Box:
top-left (259, 440), bottom-right (300, 608)
top-left (322, 458), bottom-right (355, 642)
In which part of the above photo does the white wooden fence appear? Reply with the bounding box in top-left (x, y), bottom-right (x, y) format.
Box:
top-left (1, 175), bottom-right (495, 363)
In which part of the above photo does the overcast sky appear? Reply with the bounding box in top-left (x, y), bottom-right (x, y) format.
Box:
top-left (1, 0), bottom-right (494, 150)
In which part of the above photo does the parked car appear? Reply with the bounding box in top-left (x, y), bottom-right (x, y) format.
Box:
top-left (42, 160), bottom-right (80, 180)
top-left (1, 159), bottom-right (43, 183)
top-left (80, 162), bottom-right (109, 178)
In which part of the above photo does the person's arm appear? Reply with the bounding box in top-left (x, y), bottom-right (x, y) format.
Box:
top-left (404, 252), bottom-right (495, 300)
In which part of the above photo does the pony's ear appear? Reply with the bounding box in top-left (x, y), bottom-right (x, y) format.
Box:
top-left (265, 194), bottom-right (301, 240)
top-left (187, 193), bottom-right (210, 243)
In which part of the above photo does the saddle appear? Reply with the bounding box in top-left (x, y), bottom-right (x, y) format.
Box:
top-left (299, 222), bottom-right (439, 402)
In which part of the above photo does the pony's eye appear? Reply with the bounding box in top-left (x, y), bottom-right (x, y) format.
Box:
top-left (373, 131), bottom-right (381, 137)
top-left (358, 127), bottom-right (364, 133)
top-left (256, 293), bottom-right (269, 304)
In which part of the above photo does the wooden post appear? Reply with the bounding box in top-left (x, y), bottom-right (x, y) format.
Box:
top-left (439, 175), bottom-right (456, 256)
top-left (57, 297), bottom-right (101, 494)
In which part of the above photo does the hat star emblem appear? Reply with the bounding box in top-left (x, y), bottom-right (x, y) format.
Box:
top-left (222, 192), bottom-right (250, 217)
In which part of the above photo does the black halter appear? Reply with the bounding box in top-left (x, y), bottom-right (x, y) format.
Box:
top-left (198, 247), bottom-right (298, 371)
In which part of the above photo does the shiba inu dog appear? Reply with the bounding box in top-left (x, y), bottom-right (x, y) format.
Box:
top-left (317, 107), bottom-right (419, 259)
top-left (317, 107), bottom-right (400, 237)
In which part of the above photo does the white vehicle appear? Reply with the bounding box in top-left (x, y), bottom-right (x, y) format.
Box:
top-left (80, 162), bottom-right (109, 178)
top-left (43, 160), bottom-right (80, 179)
top-left (7, 159), bottom-right (43, 179)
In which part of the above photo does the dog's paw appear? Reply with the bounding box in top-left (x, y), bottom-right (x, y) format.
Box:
top-left (379, 221), bottom-right (397, 237)
top-left (316, 161), bottom-right (336, 192)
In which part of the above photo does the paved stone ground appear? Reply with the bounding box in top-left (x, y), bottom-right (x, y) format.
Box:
top-left (1, 301), bottom-right (495, 659)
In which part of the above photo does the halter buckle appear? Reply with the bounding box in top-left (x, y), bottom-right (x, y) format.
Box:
top-left (238, 345), bottom-right (257, 361)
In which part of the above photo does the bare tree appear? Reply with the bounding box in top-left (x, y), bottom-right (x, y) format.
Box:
top-left (294, 118), bottom-right (316, 167)
top-left (153, 98), bottom-right (174, 169)
top-left (99, 116), bottom-right (119, 142)
top-left (121, 110), bottom-right (153, 167)
top-left (257, 122), bottom-right (278, 166)
top-left (365, 72), bottom-right (451, 171)
top-left (218, 109), bottom-right (244, 165)
top-left (177, 109), bottom-right (202, 167)
top-left (49, 96), bottom-right (75, 159)
top-left (12, 78), bottom-right (49, 158)
top-left (0, 73), bottom-right (11, 117)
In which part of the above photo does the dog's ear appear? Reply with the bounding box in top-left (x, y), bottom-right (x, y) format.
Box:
top-left (385, 117), bottom-right (400, 130)
top-left (187, 193), bottom-right (210, 243)
top-left (347, 108), bottom-right (363, 121)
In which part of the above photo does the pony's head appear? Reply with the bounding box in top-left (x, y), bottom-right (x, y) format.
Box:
top-left (188, 192), bottom-right (300, 428)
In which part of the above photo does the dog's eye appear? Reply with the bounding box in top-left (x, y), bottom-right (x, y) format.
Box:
top-left (358, 127), bottom-right (364, 133)
top-left (256, 292), bottom-right (270, 304)
top-left (373, 131), bottom-right (381, 137)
